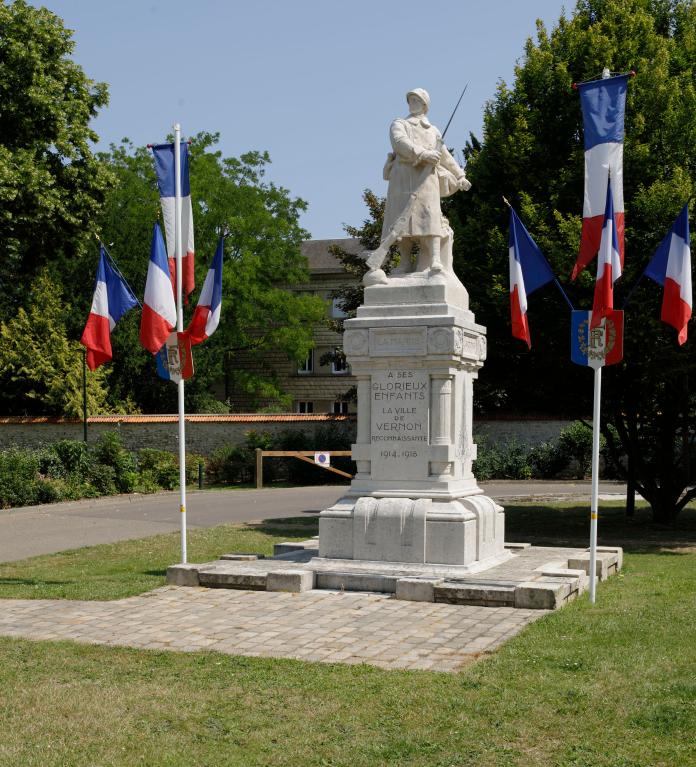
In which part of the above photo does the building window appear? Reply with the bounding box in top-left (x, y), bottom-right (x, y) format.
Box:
top-left (297, 401), bottom-right (314, 414)
top-left (332, 354), bottom-right (349, 375)
top-left (297, 349), bottom-right (313, 375)
top-left (331, 297), bottom-right (348, 319)
top-left (332, 401), bottom-right (349, 415)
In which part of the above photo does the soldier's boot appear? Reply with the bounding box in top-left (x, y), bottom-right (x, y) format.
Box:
top-left (428, 236), bottom-right (444, 273)
top-left (390, 240), bottom-right (414, 275)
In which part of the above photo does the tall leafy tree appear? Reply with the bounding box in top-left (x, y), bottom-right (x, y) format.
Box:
top-left (450, 0), bottom-right (696, 523)
top-left (92, 133), bottom-right (326, 412)
top-left (0, 0), bottom-right (112, 315)
top-left (0, 271), bottom-right (110, 417)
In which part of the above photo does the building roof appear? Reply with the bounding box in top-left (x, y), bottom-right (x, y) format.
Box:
top-left (301, 238), bottom-right (362, 274)
top-left (0, 414), bottom-right (355, 425)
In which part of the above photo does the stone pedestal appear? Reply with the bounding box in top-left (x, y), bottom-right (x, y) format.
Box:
top-left (319, 273), bottom-right (507, 568)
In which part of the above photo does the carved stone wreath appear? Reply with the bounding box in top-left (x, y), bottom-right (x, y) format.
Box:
top-left (343, 329), bottom-right (369, 356)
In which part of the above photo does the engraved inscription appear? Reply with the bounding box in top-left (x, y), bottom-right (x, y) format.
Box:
top-left (371, 369), bottom-right (429, 480)
top-left (370, 327), bottom-right (427, 357)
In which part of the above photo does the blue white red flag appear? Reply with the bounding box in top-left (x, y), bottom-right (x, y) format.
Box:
top-left (572, 74), bottom-right (629, 280)
top-left (155, 332), bottom-right (194, 383)
top-left (80, 246), bottom-right (138, 370)
top-left (140, 223), bottom-right (177, 354)
top-left (185, 237), bottom-right (224, 346)
top-left (590, 179), bottom-right (622, 329)
top-left (508, 207), bottom-right (555, 347)
top-left (152, 143), bottom-right (195, 302)
top-left (571, 310), bottom-right (624, 368)
top-left (643, 203), bottom-right (692, 345)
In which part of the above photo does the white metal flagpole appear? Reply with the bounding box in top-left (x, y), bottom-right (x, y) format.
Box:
top-left (174, 123), bottom-right (188, 564)
top-left (589, 363), bottom-right (602, 603)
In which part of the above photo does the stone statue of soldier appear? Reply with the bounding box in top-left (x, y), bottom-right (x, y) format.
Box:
top-left (380, 88), bottom-right (471, 277)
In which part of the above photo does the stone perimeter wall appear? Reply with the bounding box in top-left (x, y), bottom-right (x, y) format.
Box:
top-left (0, 416), bottom-right (574, 455)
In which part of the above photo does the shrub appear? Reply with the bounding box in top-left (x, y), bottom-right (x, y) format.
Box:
top-left (528, 441), bottom-right (567, 479)
top-left (0, 438), bottom-right (207, 508)
top-left (119, 470), bottom-right (139, 494)
top-left (600, 423), bottom-right (625, 479)
top-left (205, 433), bottom-right (272, 486)
top-left (91, 431), bottom-right (136, 492)
top-left (137, 449), bottom-right (179, 490)
top-left (206, 444), bottom-right (255, 485)
top-left (474, 437), bottom-right (532, 481)
top-left (87, 463), bottom-right (117, 495)
top-left (557, 421), bottom-right (605, 479)
top-left (186, 453), bottom-right (207, 485)
top-left (133, 471), bottom-right (162, 495)
top-left (34, 478), bottom-right (62, 504)
top-left (0, 449), bottom-right (42, 508)
top-left (50, 440), bottom-right (92, 479)
top-left (36, 446), bottom-right (68, 480)
top-left (136, 449), bottom-right (206, 489)
top-left (49, 476), bottom-right (99, 502)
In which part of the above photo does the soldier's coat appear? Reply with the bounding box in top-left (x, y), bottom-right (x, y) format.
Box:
top-left (382, 115), bottom-right (463, 239)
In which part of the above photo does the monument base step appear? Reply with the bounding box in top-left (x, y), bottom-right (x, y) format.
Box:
top-left (166, 543), bottom-right (623, 610)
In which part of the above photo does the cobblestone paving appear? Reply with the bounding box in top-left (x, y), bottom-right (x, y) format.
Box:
top-left (0, 586), bottom-right (546, 672)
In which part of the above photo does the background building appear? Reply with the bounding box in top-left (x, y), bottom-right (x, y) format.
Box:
top-left (227, 238), bottom-right (360, 414)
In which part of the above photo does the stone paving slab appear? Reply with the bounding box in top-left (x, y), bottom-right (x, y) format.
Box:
top-left (0, 586), bottom-right (546, 672)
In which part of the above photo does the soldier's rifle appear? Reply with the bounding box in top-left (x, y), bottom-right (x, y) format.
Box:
top-left (441, 83), bottom-right (468, 140)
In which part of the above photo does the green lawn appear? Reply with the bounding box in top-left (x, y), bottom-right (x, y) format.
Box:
top-left (0, 504), bottom-right (694, 766)
top-left (0, 516), bottom-right (317, 601)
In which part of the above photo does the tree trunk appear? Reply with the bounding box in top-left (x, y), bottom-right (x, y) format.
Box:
top-left (626, 458), bottom-right (635, 518)
top-left (642, 485), bottom-right (680, 527)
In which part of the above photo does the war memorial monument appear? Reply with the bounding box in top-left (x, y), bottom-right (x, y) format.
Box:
top-left (318, 87), bottom-right (507, 569)
top-left (168, 89), bottom-right (622, 609)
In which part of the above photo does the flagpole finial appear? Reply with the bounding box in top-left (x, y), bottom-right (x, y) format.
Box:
top-left (502, 196), bottom-right (512, 209)
top-left (602, 67), bottom-right (611, 79)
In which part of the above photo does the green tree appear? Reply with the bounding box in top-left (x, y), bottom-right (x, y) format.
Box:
top-left (91, 133), bottom-right (326, 412)
top-left (0, 271), bottom-right (110, 417)
top-left (450, 0), bottom-right (696, 523)
top-left (0, 0), bottom-right (112, 315)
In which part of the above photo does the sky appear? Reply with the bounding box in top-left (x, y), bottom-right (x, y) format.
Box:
top-left (35, 0), bottom-right (570, 240)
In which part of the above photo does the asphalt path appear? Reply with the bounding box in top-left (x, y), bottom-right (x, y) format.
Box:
top-left (0, 481), bottom-right (629, 564)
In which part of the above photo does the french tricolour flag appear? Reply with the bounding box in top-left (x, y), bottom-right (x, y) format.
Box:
top-left (185, 237), bottom-right (224, 346)
top-left (643, 203), bottom-right (692, 345)
top-left (508, 207), bottom-right (555, 348)
top-left (591, 179), bottom-right (622, 329)
top-left (80, 246), bottom-right (138, 370)
top-left (152, 143), bottom-right (195, 302)
top-left (140, 222), bottom-right (177, 354)
top-left (572, 74), bottom-right (628, 280)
